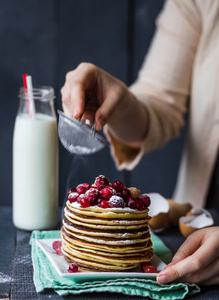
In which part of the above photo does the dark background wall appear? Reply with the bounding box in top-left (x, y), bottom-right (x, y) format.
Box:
top-left (0, 0), bottom-right (185, 207)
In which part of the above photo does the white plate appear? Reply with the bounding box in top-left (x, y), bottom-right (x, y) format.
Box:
top-left (36, 239), bottom-right (166, 282)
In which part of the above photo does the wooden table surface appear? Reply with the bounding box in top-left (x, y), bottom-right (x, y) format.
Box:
top-left (1, 206), bottom-right (219, 300)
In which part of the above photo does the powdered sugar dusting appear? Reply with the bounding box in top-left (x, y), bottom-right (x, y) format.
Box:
top-left (0, 272), bottom-right (12, 284)
top-left (68, 200), bottom-right (147, 213)
top-left (64, 229), bottom-right (149, 245)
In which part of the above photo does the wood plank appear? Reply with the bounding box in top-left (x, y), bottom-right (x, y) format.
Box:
top-left (0, 207), bottom-right (14, 299)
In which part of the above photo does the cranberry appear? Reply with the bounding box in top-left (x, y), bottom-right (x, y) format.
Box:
top-left (128, 195), bottom-right (138, 202)
top-left (68, 263), bottom-right (78, 273)
top-left (108, 196), bottom-right (125, 208)
top-left (111, 180), bottom-right (124, 192)
top-left (141, 262), bottom-right (151, 272)
top-left (55, 247), bottom-right (63, 256)
top-left (67, 188), bottom-right (77, 196)
top-left (76, 184), bottom-right (89, 194)
top-left (97, 196), bottom-right (105, 206)
top-left (101, 186), bottom-right (116, 199)
top-left (121, 187), bottom-right (131, 200)
top-left (68, 192), bottom-right (79, 203)
top-left (142, 264), bottom-right (158, 273)
top-left (82, 183), bottom-right (90, 188)
top-left (95, 175), bottom-right (109, 190)
top-left (85, 188), bottom-right (100, 204)
top-left (100, 200), bottom-right (109, 208)
top-left (140, 194), bottom-right (151, 207)
top-left (52, 241), bottom-right (62, 251)
top-left (52, 241), bottom-right (63, 256)
top-left (136, 199), bottom-right (145, 211)
top-left (79, 195), bottom-right (90, 208)
top-left (116, 191), bottom-right (123, 198)
top-left (127, 198), bottom-right (137, 209)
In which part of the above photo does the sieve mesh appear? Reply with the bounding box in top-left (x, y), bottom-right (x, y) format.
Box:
top-left (58, 110), bottom-right (108, 155)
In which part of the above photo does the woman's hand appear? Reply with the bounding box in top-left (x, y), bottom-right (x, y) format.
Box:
top-left (61, 62), bottom-right (148, 146)
top-left (157, 227), bottom-right (219, 285)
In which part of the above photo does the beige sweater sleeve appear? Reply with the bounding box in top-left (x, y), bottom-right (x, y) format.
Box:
top-left (105, 0), bottom-right (201, 170)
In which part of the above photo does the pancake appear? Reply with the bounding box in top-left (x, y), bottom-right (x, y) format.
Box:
top-left (65, 207), bottom-right (150, 229)
top-left (61, 175), bottom-right (154, 272)
top-left (63, 218), bottom-right (149, 239)
top-left (66, 201), bottom-right (149, 219)
top-left (61, 227), bottom-right (152, 253)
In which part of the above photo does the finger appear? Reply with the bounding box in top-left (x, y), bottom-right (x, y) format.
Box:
top-left (157, 237), bottom-right (219, 284)
top-left (69, 81), bottom-right (86, 119)
top-left (95, 86), bottom-right (123, 130)
top-left (61, 84), bottom-right (73, 116)
top-left (80, 101), bottom-right (99, 123)
top-left (62, 63), bottom-right (99, 118)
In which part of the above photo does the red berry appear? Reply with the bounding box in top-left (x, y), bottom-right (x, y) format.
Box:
top-left (101, 186), bottom-right (116, 199)
top-left (127, 198), bottom-right (137, 209)
top-left (95, 175), bottom-right (109, 190)
top-left (111, 180), bottom-right (124, 192)
top-left (128, 196), bottom-right (137, 202)
top-left (97, 196), bottom-right (105, 206)
top-left (140, 194), bottom-right (151, 207)
top-left (76, 184), bottom-right (89, 194)
top-left (100, 200), bottom-right (109, 208)
top-left (68, 192), bottom-right (79, 203)
top-left (52, 241), bottom-right (62, 251)
top-left (55, 247), bottom-right (63, 256)
top-left (142, 265), bottom-right (158, 273)
top-left (79, 195), bottom-right (90, 208)
top-left (136, 199), bottom-right (145, 211)
top-left (68, 263), bottom-right (78, 273)
top-left (85, 188), bottom-right (100, 204)
top-left (141, 262), bottom-right (151, 272)
top-left (82, 183), bottom-right (90, 188)
top-left (121, 187), bottom-right (131, 200)
top-left (52, 241), bottom-right (63, 255)
top-left (67, 188), bottom-right (77, 196)
top-left (108, 196), bottom-right (125, 208)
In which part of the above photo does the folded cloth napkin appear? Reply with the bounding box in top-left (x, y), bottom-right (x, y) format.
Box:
top-left (30, 230), bottom-right (200, 299)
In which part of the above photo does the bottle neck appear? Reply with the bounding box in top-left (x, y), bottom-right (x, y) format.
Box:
top-left (18, 86), bottom-right (56, 118)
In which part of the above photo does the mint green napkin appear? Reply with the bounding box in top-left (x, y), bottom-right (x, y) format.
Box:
top-left (31, 230), bottom-right (200, 299)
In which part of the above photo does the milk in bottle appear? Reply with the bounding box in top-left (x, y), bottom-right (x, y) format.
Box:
top-left (13, 86), bottom-right (58, 230)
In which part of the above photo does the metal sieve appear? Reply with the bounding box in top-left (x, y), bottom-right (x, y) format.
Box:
top-left (58, 110), bottom-right (108, 155)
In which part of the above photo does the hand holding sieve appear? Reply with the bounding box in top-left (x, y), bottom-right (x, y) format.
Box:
top-left (58, 110), bottom-right (109, 155)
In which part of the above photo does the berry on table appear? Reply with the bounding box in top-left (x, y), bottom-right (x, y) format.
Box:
top-left (68, 263), bottom-right (78, 273)
top-left (142, 264), bottom-right (158, 273)
top-left (52, 241), bottom-right (63, 256)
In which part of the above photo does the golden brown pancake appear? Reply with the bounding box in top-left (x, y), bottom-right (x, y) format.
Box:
top-left (61, 198), bottom-right (154, 271)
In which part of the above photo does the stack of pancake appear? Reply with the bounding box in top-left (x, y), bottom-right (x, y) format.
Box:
top-left (61, 201), bottom-right (154, 272)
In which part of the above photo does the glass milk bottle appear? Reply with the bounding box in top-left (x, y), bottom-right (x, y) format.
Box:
top-left (13, 86), bottom-right (59, 230)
